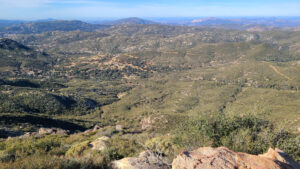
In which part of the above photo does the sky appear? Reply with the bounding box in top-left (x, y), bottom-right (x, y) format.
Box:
top-left (0, 0), bottom-right (300, 20)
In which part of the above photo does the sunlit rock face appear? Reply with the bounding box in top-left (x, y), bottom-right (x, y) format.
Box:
top-left (172, 147), bottom-right (299, 169)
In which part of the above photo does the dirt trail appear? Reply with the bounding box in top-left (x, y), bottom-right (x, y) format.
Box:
top-left (269, 64), bottom-right (292, 80)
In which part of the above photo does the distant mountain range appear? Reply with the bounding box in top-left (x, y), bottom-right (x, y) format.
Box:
top-left (1, 17), bottom-right (300, 35)
top-left (0, 20), bottom-right (110, 34)
top-left (153, 17), bottom-right (300, 28)
top-left (188, 17), bottom-right (300, 27)
top-left (0, 20), bottom-right (25, 28)
top-left (101, 17), bottom-right (157, 25)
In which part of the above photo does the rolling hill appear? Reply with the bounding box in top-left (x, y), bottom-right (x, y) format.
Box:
top-left (0, 38), bottom-right (52, 76)
top-left (0, 20), bottom-right (110, 35)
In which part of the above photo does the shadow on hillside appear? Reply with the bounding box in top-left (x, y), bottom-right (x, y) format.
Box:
top-left (0, 79), bottom-right (40, 88)
top-left (0, 114), bottom-right (86, 132)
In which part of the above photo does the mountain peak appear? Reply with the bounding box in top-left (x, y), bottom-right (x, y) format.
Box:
top-left (105, 17), bottom-right (157, 25)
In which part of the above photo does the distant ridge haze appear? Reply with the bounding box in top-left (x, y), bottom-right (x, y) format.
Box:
top-left (1, 17), bottom-right (300, 35)
top-left (100, 17), bottom-right (158, 25)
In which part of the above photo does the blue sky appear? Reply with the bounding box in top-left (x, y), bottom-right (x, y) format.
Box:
top-left (0, 0), bottom-right (300, 20)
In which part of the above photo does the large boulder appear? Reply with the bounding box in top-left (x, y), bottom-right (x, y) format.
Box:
top-left (111, 151), bottom-right (171, 169)
top-left (172, 147), bottom-right (299, 169)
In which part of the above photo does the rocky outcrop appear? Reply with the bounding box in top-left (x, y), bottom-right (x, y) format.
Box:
top-left (116, 125), bottom-right (124, 132)
top-left (260, 148), bottom-right (300, 169)
top-left (89, 136), bottom-right (110, 151)
top-left (1, 127), bottom-right (69, 139)
top-left (172, 147), bottom-right (299, 169)
top-left (111, 151), bottom-right (171, 169)
top-left (38, 128), bottom-right (68, 135)
top-left (111, 147), bottom-right (299, 169)
top-left (93, 125), bottom-right (102, 131)
top-left (84, 125), bottom-right (102, 133)
top-left (140, 115), bottom-right (168, 130)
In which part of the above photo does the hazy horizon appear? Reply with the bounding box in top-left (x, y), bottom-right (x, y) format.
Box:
top-left (2, 16), bottom-right (300, 22)
top-left (0, 0), bottom-right (300, 20)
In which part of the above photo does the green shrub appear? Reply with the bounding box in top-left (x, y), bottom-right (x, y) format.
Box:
top-left (0, 154), bottom-right (80, 169)
top-left (65, 141), bottom-right (91, 158)
top-left (145, 136), bottom-right (177, 156)
top-left (93, 136), bottom-right (142, 166)
top-left (0, 135), bottom-right (63, 161)
top-left (108, 137), bottom-right (142, 159)
top-left (173, 114), bottom-right (300, 161)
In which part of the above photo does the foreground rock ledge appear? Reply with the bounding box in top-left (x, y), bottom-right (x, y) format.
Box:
top-left (172, 147), bottom-right (299, 169)
top-left (111, 151), bottom-right (170, 169)
top-left (112, 147), bottom-right (300, 169)
top-left (112, 147), bottom-right (299, 169)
